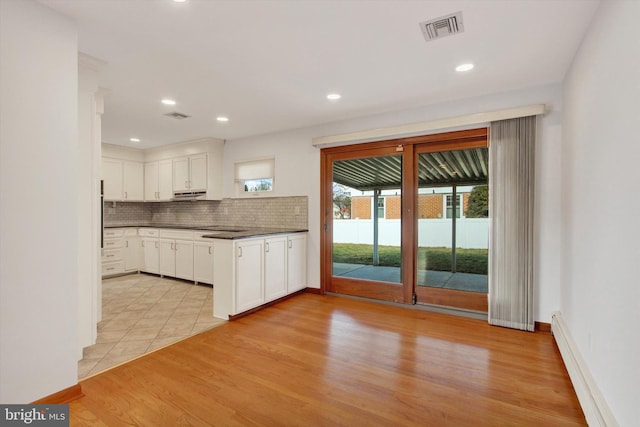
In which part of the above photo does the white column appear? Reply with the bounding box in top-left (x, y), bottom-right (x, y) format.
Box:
top-left (77, 53), bottom-right (106, 357)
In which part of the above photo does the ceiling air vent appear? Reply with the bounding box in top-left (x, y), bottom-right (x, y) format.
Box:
top-left (164, 111), bottom-right (190, 120)
top-left (419, 11), bottom-right (464, 42)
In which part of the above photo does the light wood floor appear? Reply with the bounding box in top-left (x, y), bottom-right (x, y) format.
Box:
top-left (70, 293), bottom-right (585, 426)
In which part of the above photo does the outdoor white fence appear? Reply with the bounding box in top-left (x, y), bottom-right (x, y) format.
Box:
top-left (333, 218), bottom-right (489, 249)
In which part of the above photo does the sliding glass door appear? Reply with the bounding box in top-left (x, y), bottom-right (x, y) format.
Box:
top-left (321, 129), bottom-right (488, 311)
top-left (324, 146), bottom-right (410, 303)
top-left (414, 146), bottom-right (489, 312)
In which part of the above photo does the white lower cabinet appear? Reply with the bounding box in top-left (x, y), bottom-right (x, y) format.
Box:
top-left (264, 236), bottom-right (287, 302)
top-left (175, 240), bottom-right (194, 280)
top-left (286, 233), bottom-right (307, 293)
top-left (123, 229), bottom-right (139, 272)
top-left (235, 238), bottom-right (264, 313)
top-left (102, 228), bottom-right (140, 277)
top-left (139, 228), bottom-right (160, 274)
top-left (158, 230), bottom-right (194, 281)
top-left (193, 241), bottom-right (214, 285)
top-left (213, 232), bottom-right (307, 320)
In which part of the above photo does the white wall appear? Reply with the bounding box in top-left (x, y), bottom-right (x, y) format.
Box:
top-left (225, 83), bottom-right (564, 323)
top-left (0, 0), bottom-right (79, 403)
top-left (561, 1), bottom-right (640, 425)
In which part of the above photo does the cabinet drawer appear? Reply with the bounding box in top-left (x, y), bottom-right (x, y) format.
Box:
top-left (103, 238), bottom-right (124, 249)
top-left (139, 228), bottom-right (159, 237)
top-left (103, 228), bottom-right (124, 238)
top-left (123, 228), bottom-right (138, 236)
top-left (102, 261), bottom-right (124, 276)
top-left (102, 248), bottom-right (123, 262)
top-left (159, 229), bottom-right (194, 240)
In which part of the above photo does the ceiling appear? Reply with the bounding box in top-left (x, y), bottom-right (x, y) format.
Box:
top-left (39, 0), bottom-right (600, 149)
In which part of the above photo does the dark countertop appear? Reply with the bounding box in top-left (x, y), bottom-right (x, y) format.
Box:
top-left (104, 224), bottom-right (308, 240)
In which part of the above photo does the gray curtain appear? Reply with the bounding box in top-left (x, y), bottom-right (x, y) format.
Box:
top-left (488, 116), bottom-right (536, 331)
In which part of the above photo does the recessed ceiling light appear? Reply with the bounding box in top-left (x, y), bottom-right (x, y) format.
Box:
top-left (173, 0), bottom-right (187, 3)
top-left (130, 138), bottom-right (140, 143)
top-left (161, 99), bottom-right (176, 105)
top-left (216, 116), bottom-right (229, 123)
top-left (455, 63), bottom-right (474, 72)
top-left (327, 93), bottom-right (341, 101)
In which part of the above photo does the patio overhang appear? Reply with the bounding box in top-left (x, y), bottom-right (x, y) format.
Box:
top-left (332, 148), bottom-right (488, 191)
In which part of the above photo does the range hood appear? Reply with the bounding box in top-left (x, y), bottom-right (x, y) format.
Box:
top-left (172, 191), bottom-right (206, 201)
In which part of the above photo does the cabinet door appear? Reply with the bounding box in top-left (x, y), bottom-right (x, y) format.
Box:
top-left (235, 239), bottom-right (264, 313)
top-left (159, 239), bottom-right (176, 277)
top-left (144, 162), bottom-right (158, 201)
top-left (189, 154), bottom-right (208, 191)
top-left (141, 238), bottom-right (159, 274)
top-left (287, 233), bottom-right (307, 293)
top-left (158, 159), bottom-right (173, 200)
top-left (123, 161), bottom-right (144, 201)
top-left (173, 157), bottom-right (190, 192)
top-left (175, 239), bottom-right (194, 281)
top-left (194, 242), bottom-right (214, 285)
top-left (123, 237), bottom-right (139, 271)
top-left (264, 236), bottom-right (287, 302)
top-left (102, 158), bottom-right (123, 200)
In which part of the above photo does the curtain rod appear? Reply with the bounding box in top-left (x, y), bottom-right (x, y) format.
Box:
top-left (312, 104), bottom-right (545, 147)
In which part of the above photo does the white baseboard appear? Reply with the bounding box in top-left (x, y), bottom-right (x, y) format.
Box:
top-left (551, 312), bottom-right (618, 427)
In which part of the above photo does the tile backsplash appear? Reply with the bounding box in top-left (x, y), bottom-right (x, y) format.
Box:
top-left (104, 196), bottom-right (308, 229)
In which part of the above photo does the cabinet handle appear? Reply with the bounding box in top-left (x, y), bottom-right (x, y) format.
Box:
top-left (155, 241), bottom-right (159, 249)
top-left (238, 247), bottom-right (243, 258)
top-left (185, 180), bottom-right (189, 189)
top-left (106, 254), bottom-right (114, 258)
top-left (107, 267), bottom-right (115, 271)
top-left (125, 241), bottom-right (129, 248)
top-left (288, 240), bottom-right (293, 249)
top-left (142, 240), bottom-right (145, 248)
top-left (265, 242), bottom-right (269, 252)
top-left (125, 191), bottom-right (128, 199)
top-left (156, 191), bottom-right (159, 199)
top-left (208, 246), bottom-right (212, 255)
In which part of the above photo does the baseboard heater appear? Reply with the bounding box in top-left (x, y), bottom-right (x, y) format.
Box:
top-left (551, 312), bottom-right (618, 426)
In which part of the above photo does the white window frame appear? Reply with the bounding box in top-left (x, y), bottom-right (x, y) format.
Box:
top-left (234, 157), bottom-right (275, 197)
top-left (373, 196), bottom-right (385, 219)
top-left (443, 193), bottom-right (464, 219)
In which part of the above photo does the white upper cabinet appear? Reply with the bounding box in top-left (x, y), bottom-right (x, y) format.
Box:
top-left (123, 161), bottom-right (144, 201)
top-left (102, 158), bottom-right (143, 201)
top-left (158, 159), bottom-right (173, 200)
top-left (103, 138), bottom-right (222, 200)
top-left (102, 158), bottom-right (123, 201)
top-left (144, 159), bottom-right (173, 201)
top-left (173, 153), bottom-right (207, 192)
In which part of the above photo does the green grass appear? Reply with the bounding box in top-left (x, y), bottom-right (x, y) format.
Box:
top-left (332, 243), bottom-right (488, 275)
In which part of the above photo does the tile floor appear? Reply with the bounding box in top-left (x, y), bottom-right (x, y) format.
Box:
top-left (78, 273), bottom-right (225, 379)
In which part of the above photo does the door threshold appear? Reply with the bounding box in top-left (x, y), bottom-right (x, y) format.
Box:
top-left (324, 292), bottom-right (488, 321)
